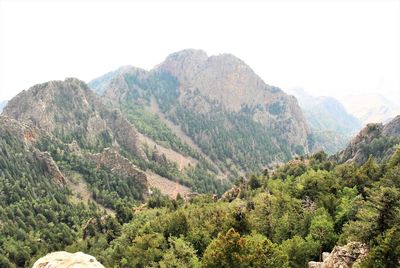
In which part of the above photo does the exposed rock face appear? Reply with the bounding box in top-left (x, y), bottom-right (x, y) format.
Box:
top-left (383, 115), bottom-right (400, 136)
top-left (87, 148), bottom-right (148, 195)
top-left (32, 251), bottom-right (104, 268)
top-left (3, 78), bottom-right (144, 159)
top-left (33, 150), bottom-right (66, 186)
top-left (0, 115), bottom-right (39, 147)
top-left (335, 115), bottom-right (400, 164)
top-left (308, 242), bottom-right (368, 268)
top-left (157, 49), bottom-right (309, 149)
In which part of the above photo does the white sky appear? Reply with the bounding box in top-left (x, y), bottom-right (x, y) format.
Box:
top-left (0, 0), bottom-right (399, 104)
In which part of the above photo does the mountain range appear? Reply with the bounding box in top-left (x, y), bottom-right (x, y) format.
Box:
top-left (287, 88), bottom-right (362, 153)
top-left (90, 49), bottom-right (311, 174)
top-left (1, 49), bottom-right (400, 267)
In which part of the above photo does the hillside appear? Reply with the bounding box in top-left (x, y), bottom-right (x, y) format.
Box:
top-left (3, 78), bottom-right (227, 195)
top-left (1, 71), bottom-right (399, 267)
top-left (335, 115), bottom-right (400, 164)
top-left (90, 49), bottom-right (310, 174)
top-left (45, 147), bottom-right (400, 268)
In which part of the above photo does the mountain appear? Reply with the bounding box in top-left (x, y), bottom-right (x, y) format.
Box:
top-left (288, 88), bottom-right (361, 136)
top-left (3, 78), bottom-right (227, 195)
top-left (339, 93), bottom-right (400, 124)
top-left (0, 100), bottom-right (7, 112)
top-left (287, 88), bottom-right (362, 154)
top-left (0, 77), bottom-right (227, 266)
top-left (90, 49), bottom-right (310, 173)
top-left (2, 78), bottom-right (151, 204)
top-left (335, 115), bottom-right (400, 164)
top-left (4, 78), bottom-right (144, 158)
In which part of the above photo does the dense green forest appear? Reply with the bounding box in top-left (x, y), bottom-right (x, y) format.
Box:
top-left (3, 135), bottom-right (398, 266)
top-left (63, 148), bottom-right (400, 268)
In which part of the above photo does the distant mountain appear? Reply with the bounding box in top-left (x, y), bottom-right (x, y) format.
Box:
top-left (339, 93), bottom-right (400, 124)
top-left (287, 88), bottom-right (361, 154)
top-left (288, 88), bottom-right (361, 135)
top-left (90, 49), bottom-right (310, 173)
top-left (0, 100), bottom-right (7, 112)
top-left (335, 115), bottom-right (400, 164)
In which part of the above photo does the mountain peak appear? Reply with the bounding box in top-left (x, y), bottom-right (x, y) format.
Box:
top-left (165, 49), bottom-right (208, 61)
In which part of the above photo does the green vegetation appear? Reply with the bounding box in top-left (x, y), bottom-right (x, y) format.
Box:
top-left (121, 103), bottom-right (199, 159)
top-left (1, 125), bottom-right (400, 266)
top-left (0, 133), bottom-right (98, 267)
top-left (54, 147), bottom-right (400, 267)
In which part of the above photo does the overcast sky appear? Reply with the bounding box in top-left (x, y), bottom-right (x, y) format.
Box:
top-left (0, 0), bottom-right (399, 104)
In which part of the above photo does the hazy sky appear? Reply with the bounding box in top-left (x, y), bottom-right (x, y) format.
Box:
top-left (1, 0), bottom-right (399, 103)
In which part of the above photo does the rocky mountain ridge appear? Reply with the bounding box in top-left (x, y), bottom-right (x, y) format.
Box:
top-left (335, 115), bottom-right (400, 164)
top-left (90, 49), bottom-right (311, 173)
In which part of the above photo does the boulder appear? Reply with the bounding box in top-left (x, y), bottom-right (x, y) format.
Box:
top-left (32, 251), bottom-right (104, 268)
top-left (308, 242), bottom-right (368, 268)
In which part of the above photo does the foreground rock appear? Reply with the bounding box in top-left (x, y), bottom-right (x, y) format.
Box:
top-left (32, 251), bottom-right (104, 268)
top-left (308, 242), bottom-right (368, 268)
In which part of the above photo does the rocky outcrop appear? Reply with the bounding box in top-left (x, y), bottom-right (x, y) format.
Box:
top-left (87, 148), bottom-right (149, 196)
top-left (33, 150), bottom-right (66, 186)
top-left (335, 115), bottom-right (400, 164)
top-left (32, 251), bottom-right (104, 268)
top-left (221, 185), bottom-right (241, 202)
top-left (308, 242), bottom-right (368, 268)
top-left (383, 115), bottom-right (400, 136)
top-left (3, 78), bottom-right (145, 159)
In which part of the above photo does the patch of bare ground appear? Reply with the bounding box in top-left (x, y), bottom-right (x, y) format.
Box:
top-left (146, 171), bottom-right (191, 199)
top-left (147, 97), bottom-right (224, 175)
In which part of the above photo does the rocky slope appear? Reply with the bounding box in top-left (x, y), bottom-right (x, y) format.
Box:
top-left (2, 78), bottom-right (203, 198)
top-left (3, 78), bottom-right (144, 158)
top-left (308, 242), bottom-right (368, 268)
top-left (157, 50), bottom-right (309, 149)
top-left (335, 115), bottom-right (400, 164)
top-left (90, 49), bottom-right (311, 173)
